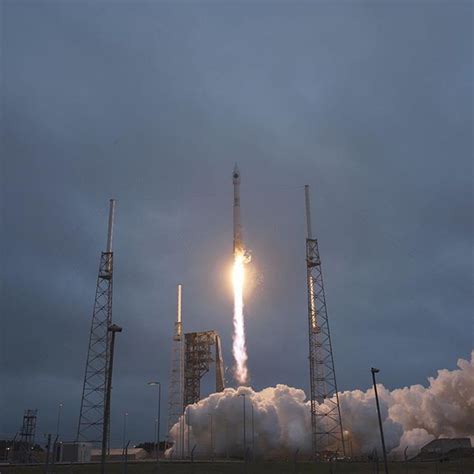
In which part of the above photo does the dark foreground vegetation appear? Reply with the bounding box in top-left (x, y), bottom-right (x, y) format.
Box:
top-left (1, 459), bottom-right (473, 474)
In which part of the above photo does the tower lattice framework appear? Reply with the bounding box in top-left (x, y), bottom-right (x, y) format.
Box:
top-left (304, 185), bottom-right (345, 457)
top-left (183, 330), bottom-right (225, 407)
top-left (77, 200), bottom-right (115, 443)
top-left (13, 409), bottom-right (37, 463)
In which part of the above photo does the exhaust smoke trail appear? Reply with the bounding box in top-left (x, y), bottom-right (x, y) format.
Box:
top-left (232, 248), bottom-right (249, 384)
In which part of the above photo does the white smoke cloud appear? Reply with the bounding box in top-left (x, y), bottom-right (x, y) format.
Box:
top-left (389, 354), bottom-right (474, 440)
top-left (167, 385), bottom-right (311, 459)
top-left (167, 352), bottom-right (474, 459)
top-left (338, 386), bottom-right (404, 454)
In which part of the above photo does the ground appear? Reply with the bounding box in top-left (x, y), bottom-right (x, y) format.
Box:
top-left (1, 459), bottom-right (473, 474)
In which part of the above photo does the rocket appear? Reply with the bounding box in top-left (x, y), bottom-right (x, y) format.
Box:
top-left (233, 164), bottom-right (243, 253)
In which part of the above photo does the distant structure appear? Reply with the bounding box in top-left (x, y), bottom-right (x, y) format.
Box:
top-left (77, 199), bottom-right (116, 443)
top-left (304, 185), bottom-right (345, 457)
top-left (13, 409), bottom-right (37, 463)
top-left (90, 447), bottom-right (148, 461)
top-left (167, 284), bottom-right (185, 442)
top-left (421, 438), bottom-right (472, 455)
top-left (60, 442), bottom-right (92, 463)
top-left (183, 330), bottom-right (225, 407)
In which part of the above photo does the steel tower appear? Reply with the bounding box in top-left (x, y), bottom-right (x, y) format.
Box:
top-left (13, 409), bottom-right (37, 463)
top-left (304, 185), bottom-right (345, 457)
top-left (183, 330), bottom-right (225, 407)
top-left (77, 199), bottom-right (116, 443)
top-left (166, 284), bottom-right (185, 442)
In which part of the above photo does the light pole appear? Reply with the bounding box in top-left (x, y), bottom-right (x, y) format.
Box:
top-left (371, 368), bottom-right (389, 474)
top-left (154, 418), bottom-right (159, 456)
top-left (101, 323), bottom-right (122, 474)
top-left (208, 414), bottom-right (213, 460)
top-left (344, 430), bottom-right (354, 458)
top-left (225, 420), bottom-right (229, 459)
top-left (148, 381), bottom-right (161, 465)
top-left (239, 393), bottom-right (246, 462)
top-left (56, 403), bottom-right (63, 439)
top-left (251, 402), bottom-right (255, 458)
top-left (122, 412), bottom-right (128, 451)
top-left (187, 410), bottom-right (191, 459)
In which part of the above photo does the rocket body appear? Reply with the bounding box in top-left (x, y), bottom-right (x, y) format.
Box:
top-left (233, 164), bottom-right (243, 254)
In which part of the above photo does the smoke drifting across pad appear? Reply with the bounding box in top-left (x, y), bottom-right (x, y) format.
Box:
top-left (166, 352), bottom-right (474, 459)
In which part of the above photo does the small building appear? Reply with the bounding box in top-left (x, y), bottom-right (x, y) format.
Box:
top-left (60, 442), bottom-right (92, 463)
top-left (421, 438), bottom-right (471, 455)
top-left (90, 448), bottom-right (149, 461)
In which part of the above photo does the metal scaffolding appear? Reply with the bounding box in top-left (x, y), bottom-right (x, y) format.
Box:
top-left (13, 409), bottom-right (38, 463)
top-left (304, 185), bottom-right (345, 457)
top-left (77, 199), bottom-right (116, 443)
top-left (183, 330), bottom-right (225, 407)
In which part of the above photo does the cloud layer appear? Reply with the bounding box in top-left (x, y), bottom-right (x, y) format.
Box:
top-left (168, 352), bottom-right (474, 458)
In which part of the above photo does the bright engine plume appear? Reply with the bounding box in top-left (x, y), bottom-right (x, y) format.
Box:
top-left (232, 164), bottom-right (249, 384)
top-left (232, 248), bottom-right (248, 384)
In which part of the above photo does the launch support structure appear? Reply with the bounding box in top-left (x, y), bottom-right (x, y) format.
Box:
top-left (304, 185), bottom-right (345, 457)
top-left (166, 285), bottom-right (225, 454)
top-left (166, 284), bottom-right (185, 443)
top-left (12, 409), bottom-right (38, 463)
top-left (77, 200), bottom-right (116, 443)
top-left (183, 330), bottom-right (225, 407)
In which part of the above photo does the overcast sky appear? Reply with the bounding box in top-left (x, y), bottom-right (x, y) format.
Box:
top-left (1, 0), bottom-right (472, 447)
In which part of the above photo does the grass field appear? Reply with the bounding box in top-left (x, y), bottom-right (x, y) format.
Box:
top-left (1, 459), bottom-right (473, 474)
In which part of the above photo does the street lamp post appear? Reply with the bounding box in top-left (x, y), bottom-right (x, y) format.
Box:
top-left (371, 368), bottom-right (389, 474)
top-left (239, 393), bottom-right (246, 462)
top-left (209, 414), bottom-right (213, 461)
top-left (187, 410), bottom-right (191, 459)
top-left (122, 412), bottom-right (128, 451)
top-left (154, 418), bottom-right (159, 456)
top-left (251, 402), bottom-right (255, 459)
top-left (148, 381), bottom-right (161, 466)
top-left (225, 420), bottom-right (229, 459)
top-left (56, 403), bottom-right (63, 439)
top-left (343, 430), bottom-right (354, 458)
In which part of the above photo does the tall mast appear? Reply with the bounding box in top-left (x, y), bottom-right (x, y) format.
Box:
top-left (77, 199), bottom-right (116, 443)
top-left (304, 185), bottom-right (345, 458)
top-left (167, 284), bottom-right (185, 452)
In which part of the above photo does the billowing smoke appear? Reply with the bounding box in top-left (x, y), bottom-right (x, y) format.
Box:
top-left (167, 352), bottom-right (474, 459)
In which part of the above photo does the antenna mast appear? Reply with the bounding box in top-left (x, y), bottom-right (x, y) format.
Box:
top-left (77, 199), bottom-right (116, 443)
top-left (304, 185), bottom-right (345, 458)
top-left (167, 284), bottom-right (185, 450)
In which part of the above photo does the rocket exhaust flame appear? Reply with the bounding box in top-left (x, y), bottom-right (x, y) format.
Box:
top-left (232, 248), bottom-right (249, 384)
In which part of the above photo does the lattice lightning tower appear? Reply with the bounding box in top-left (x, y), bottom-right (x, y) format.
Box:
top-left (13, 409), bottom-right (38, 463)
top-left (304, 185), bottom-right (345, 457)
top-left (167, 284), bottom-right (185, 442)
top-left (76, 199), bottom-right (116, 443)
